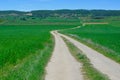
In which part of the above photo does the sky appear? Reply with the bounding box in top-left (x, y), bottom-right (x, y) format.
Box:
top-left (0, 0), bottom-right (120, 11)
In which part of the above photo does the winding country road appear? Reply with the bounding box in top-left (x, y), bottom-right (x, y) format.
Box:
top-left (45, 26), bottom-right (120, 80)
top-left (45, 31), bottom-right (83, 80)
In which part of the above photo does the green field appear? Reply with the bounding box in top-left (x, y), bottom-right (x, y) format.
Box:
top-left (0, 25), bottom-right (73, 80)
top-left (0, 11), bottom-right (120, 79)
top-left (1, 16), bottom-right (81, 25)
top-left (61, 24), bottom-right (120, 63)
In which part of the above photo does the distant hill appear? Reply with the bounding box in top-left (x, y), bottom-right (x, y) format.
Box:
top-left (32, 10), bottom-right (120, 18)
top-left (0, 10), bottom-right (25, 16)
top-left (0, 10), bottom-right (120, 18)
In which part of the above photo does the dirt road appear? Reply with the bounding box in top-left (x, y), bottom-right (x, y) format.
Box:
top-left (59, 32), bottom-right (120, 80)
top-left (45, 31), bottom-right (83, 80)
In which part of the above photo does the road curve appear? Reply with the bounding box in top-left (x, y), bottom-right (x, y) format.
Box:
top-left (45, 31), bottom-right (83, 80)
top-left (59, 32), bottom-right (120, 80)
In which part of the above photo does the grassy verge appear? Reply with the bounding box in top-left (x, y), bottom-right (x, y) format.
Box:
top-left (63, 37), bottom-right (109, 80)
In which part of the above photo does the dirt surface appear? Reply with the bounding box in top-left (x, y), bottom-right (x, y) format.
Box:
top-left (59, 32), bottom-right (120, 80)
top-left (45, 31), bottom-right (83, 80)
top-left (83, 22), bottom-right (108, 26)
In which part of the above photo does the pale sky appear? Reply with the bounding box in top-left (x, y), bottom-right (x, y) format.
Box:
top-left (0, 0), bottom-right (120, 11)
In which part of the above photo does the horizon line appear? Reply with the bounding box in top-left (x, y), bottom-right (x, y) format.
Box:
top-left (0, 9), bottom-right (120, 12)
